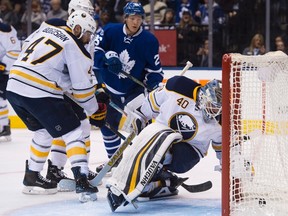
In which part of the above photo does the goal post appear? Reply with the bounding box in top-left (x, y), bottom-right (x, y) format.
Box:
top-left (222, 51), bottom-right (288, 216)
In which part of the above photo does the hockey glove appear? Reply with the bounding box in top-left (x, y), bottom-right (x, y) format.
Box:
top-left (0, 62), bottom-right (6, 72)
top-left (104, 51), bottom-right (122, 75)
top-left (89, 103), bottom-right (107, 128)
top-left (95, 84), bottom-right (110, 104)
top-left (121, 106), bottom-right (146, 135)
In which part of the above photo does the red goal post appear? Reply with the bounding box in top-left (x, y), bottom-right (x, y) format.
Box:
top-left (222, 51), bottom-right (288, 216)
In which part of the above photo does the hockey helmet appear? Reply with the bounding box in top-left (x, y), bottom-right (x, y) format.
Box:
top-left (198, 79), bottom-right (222, 122)
top-left (67, 10), bottom-right (96, 39)
top-left (123, 2), bottom-right (145, 18)
top-left (68, 0), bottom-right (94, 16)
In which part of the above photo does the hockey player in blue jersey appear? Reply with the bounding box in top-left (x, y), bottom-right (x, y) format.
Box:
top-left (93, 2), bottom-right (164, 171)
top-left (105, 76), bottom-right (222, 211)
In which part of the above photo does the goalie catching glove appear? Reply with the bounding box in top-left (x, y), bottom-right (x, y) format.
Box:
top-left (89, 103), bottom-right (107, 127)
top-left (104, 51), bottom-right (122, 75)
top-left (119, 94), bottom-right (147, 134)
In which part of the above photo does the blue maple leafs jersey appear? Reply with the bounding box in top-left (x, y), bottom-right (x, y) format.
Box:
top-left (93, 23), bottom-right (164, 95)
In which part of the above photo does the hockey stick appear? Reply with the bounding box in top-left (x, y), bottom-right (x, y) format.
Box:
top-left (109, 101), bottom-right (127, 116)
top-left (120, 70), bottom-right (153, 92)
top-left (90, 131), bottom-right (136, 186)
top-left (180, 61), bottom-right (193, 76)
top-left (181, 180), bottom-right (212, 193)
top-left (105, 122), bottom-right (126, 140)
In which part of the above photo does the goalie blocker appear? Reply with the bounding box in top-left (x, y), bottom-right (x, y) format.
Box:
top-left (106, 122), bottom-right (182, 211)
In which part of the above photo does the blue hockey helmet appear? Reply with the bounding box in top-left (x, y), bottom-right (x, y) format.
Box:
top-left (123, 2), bottom-right (145, 18)
top-left (198, 79), bottom-right (222, 122)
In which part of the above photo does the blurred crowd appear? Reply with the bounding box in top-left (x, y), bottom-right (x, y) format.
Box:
top-left (1, 0), bottom-right (288, 67)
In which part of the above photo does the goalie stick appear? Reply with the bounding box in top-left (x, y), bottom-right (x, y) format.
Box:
top-left (180, 61), bottom-right (193, 76)
top-left (90, 131), bottom-right (136, 186)
top-left (181, 180), bottom-right (212, 193)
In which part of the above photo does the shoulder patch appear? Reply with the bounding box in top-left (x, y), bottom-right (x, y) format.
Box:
top-left (166, 76), bottom-right (201, 100)
top-left (0, 23), bottom-right (12, 32)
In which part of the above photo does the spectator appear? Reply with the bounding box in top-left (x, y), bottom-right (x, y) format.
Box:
top-left (242, 33), bottom-right (265, 55)
top-left (143, 0), bottom-right (167, 24)
top-left (99, 9), bottom-right (111, 27)
top-left (40, 0), bottom-right (51, 14)
top-left (177, 9), bottom-right (198, 65)
top-left (196, 38), bottom-right (209, 67)
top-left (46, 0), bottom-right (68, 20)
top-left (276, 40), bottom-right (287, 53)
top-left (194, 0), bottom-right (209, 25)
top-left (94, 0), bottom-right (115, 22)
top-left (155, 8), bottom-right (175, 29)
top-left (0, 0), bottom-right (18, 27)
top-left (175, 0), bottom-right (198, 24)
top-left (21, 0), bottom-right (47, 33)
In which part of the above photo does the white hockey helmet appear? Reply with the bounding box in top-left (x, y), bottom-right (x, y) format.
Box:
top-left (198, 79), bottom-right (222, 122)
top-left (67, 10), bottom-right (97, 39)
top-left (68, 0), bottom-right (94, 16)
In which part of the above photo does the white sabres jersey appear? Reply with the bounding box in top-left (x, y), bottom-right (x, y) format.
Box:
top-left (7, 24), bottom-right (97, 115)
top-left (23, 19), bottom-right (97, 86)
top-left (0, 23), bottom-right (21, 75)
top-left (140, 76), bottom-right (222, 157)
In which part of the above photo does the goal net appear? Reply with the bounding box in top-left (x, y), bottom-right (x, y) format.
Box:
top-left (222, 51), bottom-right (288, 216)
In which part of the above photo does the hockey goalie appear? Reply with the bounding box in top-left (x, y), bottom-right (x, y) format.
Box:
top-left (106, 76), bottom-right (222, 212)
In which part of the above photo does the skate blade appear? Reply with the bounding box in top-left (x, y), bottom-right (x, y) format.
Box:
top-left (22, 186), bottom-right (57, 195)
top-left (137, 188), bottom-right (179, 202)
top-left (0, 136), bottom-right (11, 142)
top-left (58, 179), bottom-right (76, 192)
top-left (78, 192), bottom-right (97, 203)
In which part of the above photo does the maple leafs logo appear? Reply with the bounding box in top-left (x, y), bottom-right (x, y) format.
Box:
top-left (118, 50), bottom-right (135, 79)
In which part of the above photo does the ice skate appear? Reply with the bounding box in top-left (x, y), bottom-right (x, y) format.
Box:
top-left (88, 169), bottom-right (102, 186)
top-left (22, 160), bottom-right (57, 195)
top-left (106, 186), bottom-right (127, 212)
top-left (46, 159), bottom-right (75, 192)
top-left (138, 170), bottom-right (188, 201)
top-left (95, 163), bottom-right (111, 177)
top-left (71, 166), bottom-right (98, 203)
top-left (0, 123), bottom-right (11, 142)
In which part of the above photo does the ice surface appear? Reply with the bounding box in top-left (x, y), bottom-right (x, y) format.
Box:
top-left (0, 129), bottom-right (221, 216)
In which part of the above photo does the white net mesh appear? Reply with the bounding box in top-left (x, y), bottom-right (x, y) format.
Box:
top-left (228, 51), bottom-right (288, 216)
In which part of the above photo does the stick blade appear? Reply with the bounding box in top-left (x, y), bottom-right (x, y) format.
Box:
top-left (181, 180), bottom-right (212, 193)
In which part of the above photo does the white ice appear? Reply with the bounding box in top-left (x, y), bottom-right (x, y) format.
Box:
top-left (0, 129), bottom-right (221, 216)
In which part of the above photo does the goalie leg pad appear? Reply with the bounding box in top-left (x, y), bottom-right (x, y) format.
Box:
top-left (106, 122), bottom-right (182, 202)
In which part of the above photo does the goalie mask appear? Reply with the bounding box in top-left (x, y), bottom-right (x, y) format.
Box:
top-left (198, 79), bottom-right (222, 123)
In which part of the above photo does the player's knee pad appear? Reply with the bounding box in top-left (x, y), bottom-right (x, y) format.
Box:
top-left (165, 142), bottom-right (200, 173)
top-left (106, 122), bottom-right (182, 202)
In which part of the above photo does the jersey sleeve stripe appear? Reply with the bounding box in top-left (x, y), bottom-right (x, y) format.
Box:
top-left (148, 92), bottom-right (160, 113)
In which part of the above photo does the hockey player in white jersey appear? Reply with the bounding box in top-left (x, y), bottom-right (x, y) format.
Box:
top-left (105, 76), bottom-right (222, 211)
top-left (36, 0), bottom-right (104, 191)
top-left (0, 20), bottom-right (21, 142)
top-left (6, 10), bottom-right (106, 200)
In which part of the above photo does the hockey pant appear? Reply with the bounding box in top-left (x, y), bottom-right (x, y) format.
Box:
top-left (106, 122), bottom-right (182, 202)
